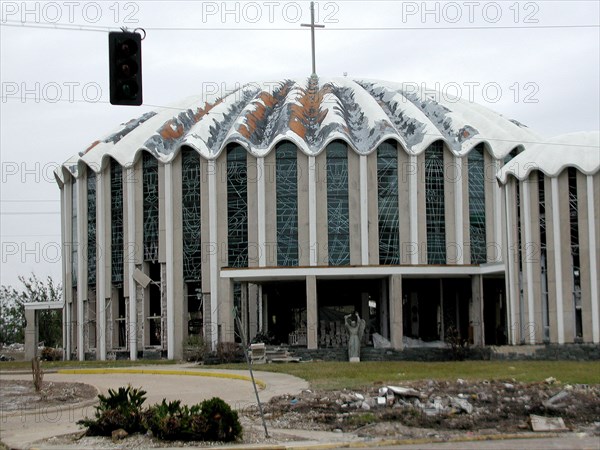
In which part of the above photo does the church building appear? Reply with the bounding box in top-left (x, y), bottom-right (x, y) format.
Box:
top-left (55, 77), bottom-right (600, 360)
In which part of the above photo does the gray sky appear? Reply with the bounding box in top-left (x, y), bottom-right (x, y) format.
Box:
top-left (1, 0), bottom-right (598, 288)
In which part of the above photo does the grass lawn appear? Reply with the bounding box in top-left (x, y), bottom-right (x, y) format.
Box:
top-left (219, 360), bottom-right (600, 390)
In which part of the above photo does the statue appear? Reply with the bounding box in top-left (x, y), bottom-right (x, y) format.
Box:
top-left (344, 312), bottom-right (366, 363)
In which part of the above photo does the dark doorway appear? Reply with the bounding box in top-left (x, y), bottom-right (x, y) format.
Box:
top-left (262, 281), bottom-right (306, 345)
top-left (483, 277), bottom-right (507, 345)
top-left (402, 279), bottom-right (441, 341)
top-left (317, 279), bottom-right (382, 347)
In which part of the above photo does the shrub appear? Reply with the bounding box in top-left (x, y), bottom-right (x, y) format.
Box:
top-left (31, 357), bottom-right (43, 392)
top-left (184, 335), bottom-right (209, 362)
top-left (41, 346), bottom-right (62, 361)
top-left (216, 342), bottom-right (244, 364)
top-left (446, 325), bottom-right (469, 361)
top-left (78, 386), bottom-right (147, 436)
top-left (79, 387), bottom-right (243, 443)
top-left (144, 400), bottom-right (209, 441)
top-left (198, 397), bottom-right (243, 442)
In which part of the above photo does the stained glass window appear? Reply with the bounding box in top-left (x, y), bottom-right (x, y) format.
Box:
top-left (538, 172), bottom-right (550, 342)
top-left (182, 149), bottom-right (202, 282)
top-left (227, 145), bottom-right (248, 268)
top-left (327, 142), bottom-right (350, 266)
top-left (377, 142), bottom-right (399, 265)
top-left (425, 142), bottom-right (446, 264)
top-left (276, 142), bottom-right (299, 266)
top-left (143, 153), bottom-right (159, 262)
top-left (468, 145), bottom-right (487, 264)
top-left (87, 168), bottom-right (97, 285)
top-left (568, 168), bottom-right (582, 338)
top-left (111, 160), bottom-right (124, 285)
top-left (72, 180), bottom-right (78, 287)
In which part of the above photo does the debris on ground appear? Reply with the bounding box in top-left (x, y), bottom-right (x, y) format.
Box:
top-left (251, 379), bottom-right (600, 437)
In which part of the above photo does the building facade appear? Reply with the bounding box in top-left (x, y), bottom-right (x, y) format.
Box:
top-left (55, 77), bottom-right (600, 360)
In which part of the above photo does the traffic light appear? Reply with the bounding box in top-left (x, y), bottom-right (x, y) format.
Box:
top-left (109, 31), bottom-right (142, 106)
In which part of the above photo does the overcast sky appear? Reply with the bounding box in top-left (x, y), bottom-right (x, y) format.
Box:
top-left (0, 0), bottom-right (598, 288)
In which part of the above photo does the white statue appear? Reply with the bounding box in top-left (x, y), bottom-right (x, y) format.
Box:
top-left (344, 312), bottom-right (366, 363)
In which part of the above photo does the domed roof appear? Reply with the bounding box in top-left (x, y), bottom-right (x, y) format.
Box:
top-left (58, 76), bottom-right (540, 181)
top-left (497, 131), bottom-right (600, 183)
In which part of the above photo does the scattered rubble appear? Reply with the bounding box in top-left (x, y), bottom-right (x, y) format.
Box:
top-left (253, 379), bottom-right (600, 437)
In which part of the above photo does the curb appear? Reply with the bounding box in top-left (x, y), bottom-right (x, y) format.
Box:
top-left (56, 368), bottom-right (267, 389)
top-left (206, 431), bottom-right (561, 450)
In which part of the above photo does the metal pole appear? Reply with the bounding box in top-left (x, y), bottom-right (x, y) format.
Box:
top-left (234, 308), bottom-right (269, 438)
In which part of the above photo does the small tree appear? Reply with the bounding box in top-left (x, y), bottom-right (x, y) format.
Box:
top-left (0, 274), bottom-right (62, 347)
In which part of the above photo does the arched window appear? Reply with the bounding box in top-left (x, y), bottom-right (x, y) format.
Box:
top-left (377, 141), bottom-right (399, 265)
top-left (87, 167), bottom-right (97, 285)
top-left (143, 152), bottom-right (159, 262)
top-left (181, 149), bottom-right (201, 282)
top-left (227, 145), bottom-right (248, 268)
top-left (326, 141), bottom-right (350, 266)
top-left (276, 142), bottom-right (299, 266)
top-left (425, 142), bottom-right (446, 264)
top-left (110, 159), bottom-right (124, 285)
top-left (468, 144), bottom-right (487, 264)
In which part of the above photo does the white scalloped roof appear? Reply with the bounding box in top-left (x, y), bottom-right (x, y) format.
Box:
top-left (497, 131), bottom-right (600, 184)
top-left (57, 76), bottom-right (541, 182)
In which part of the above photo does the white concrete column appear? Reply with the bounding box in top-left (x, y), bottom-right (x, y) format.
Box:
top-left (454, 156), bottom-right (464, 265)
top-left (551, 177), bottom-right (565, 344)
top-left (127, 167), bottom-right (137, 360)
top-left (77, 178), bottom-right (86, 361)
top-left (308, 155), bottom-right (317, 266)
top-left (208, 159), bottom-right (219, 350)
top-left (504, 185), bottom-right (517, 344)
top-left (359, 155), bottom-right (369, 265)
top-left (165, 163), bottom-right (175, 359)
top-left (257, 157), bottom-right (266, 267)
top-left (306, 275), bottom-right (318, 349)
top-left (586, 175), bottom-right (599, 343)
top-left (61, 185), bottom-right (71, 360)
top-left (96, 172), bottom-right (106, 360)
top-left (494, 159), bottom-right (503, 261)
top-left (409, 154), bottom-right (418, 264)
top-left (389, 274), bottom-right (403, 349)
top-left (521, 181), bottom-right (536, 344)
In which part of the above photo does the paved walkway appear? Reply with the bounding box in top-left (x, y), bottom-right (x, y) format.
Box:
top-left (0, 364), bottom-right (308, 449)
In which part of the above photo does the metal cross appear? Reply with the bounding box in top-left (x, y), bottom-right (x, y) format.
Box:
top-left (301, 1), bottom-right (325, 76)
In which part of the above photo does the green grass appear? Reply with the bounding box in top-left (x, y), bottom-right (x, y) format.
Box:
top-left (218, 361), bottom-right (600, 390)
top-left (0, 359), bottom-right (176, 371)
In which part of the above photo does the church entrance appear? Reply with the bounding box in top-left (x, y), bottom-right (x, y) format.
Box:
top-left (483, 277), bottom-right (507, 345)
top-left (261, 281), bottom-right (306, 346)
top-left (402, 278), bottom-right (471, 343)
top-left (316, 279), bottom-right (383, 348)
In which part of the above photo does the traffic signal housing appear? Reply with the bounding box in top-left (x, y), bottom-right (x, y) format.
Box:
top-left (109, 31), bottom-right (142, 106)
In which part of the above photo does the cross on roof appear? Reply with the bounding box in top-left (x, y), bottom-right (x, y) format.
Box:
top-left (301, 1), bottom-right (325, 76)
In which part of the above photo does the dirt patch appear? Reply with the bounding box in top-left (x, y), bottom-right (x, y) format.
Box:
top-left (0, 380), bottom-right (98, 412)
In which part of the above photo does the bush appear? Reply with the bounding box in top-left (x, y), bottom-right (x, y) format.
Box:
top-left (40, 346), bottom-right (62, 361)
top-left (197, 397), bottom-right (242, 442)
top-left (445, 325), bottom-right (469, 361)
top-left (184, 335), bottom-right (209, 362)
top-left (79, 386), bottom-right (242, 443)
top-left (216, 342), bottom-right (244, 364)
top-left (78, 386), bottom-right (147, 436)
top-left (144, 397), bottom-right (242, 442)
